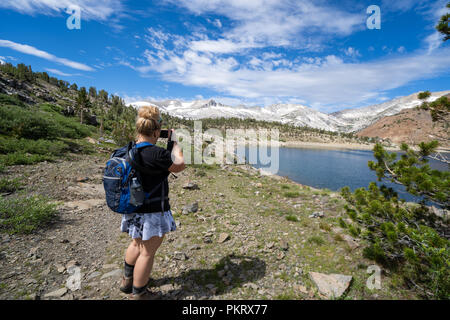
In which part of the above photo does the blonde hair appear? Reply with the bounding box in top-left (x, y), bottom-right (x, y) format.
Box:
top-left (136, 105), bottom-right (161, 137)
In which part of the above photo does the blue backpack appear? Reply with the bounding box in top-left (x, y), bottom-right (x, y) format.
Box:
top-left (103, 141), bottom-right (167, 214)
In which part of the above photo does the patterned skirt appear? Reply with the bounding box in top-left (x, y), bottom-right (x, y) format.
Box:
top-left (120, 210), bottom-right (177, 240)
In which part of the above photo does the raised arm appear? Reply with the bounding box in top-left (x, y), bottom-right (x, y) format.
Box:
top-left (167, 129), bottom-right (186, 173)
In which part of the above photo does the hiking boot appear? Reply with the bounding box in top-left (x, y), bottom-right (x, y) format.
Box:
top-left (130, 288), bottom-right (157, 300)
top-left (119, 276), bottom-right (133, 294)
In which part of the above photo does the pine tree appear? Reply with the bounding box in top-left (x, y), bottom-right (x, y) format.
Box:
top-left (75, 87), bottom-right (90, 124)
top-left (42, 72), bottom-right (50, 82)
top-left (420, 95), bottom-right (450, 123)
top-left (436, 2), bottom-right (450, 41)
top-left (98, 89), bottom-right (108, 103)
top-left (89, 86), bottom-right (97, 98)
top-left (418, 91), bottom-right (431, 100)
top-left (341, 141), bottom-right (449, 298)
top-left (70, 83), bottom-right (78, 91)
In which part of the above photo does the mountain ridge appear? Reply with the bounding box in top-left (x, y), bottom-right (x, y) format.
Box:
top-left (129, 90), bottom-right (450, 133)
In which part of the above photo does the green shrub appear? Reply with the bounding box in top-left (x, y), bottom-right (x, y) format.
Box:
top-left (0, 195), bottom-right (59, 234)
top-left (285, 215), bottom-right (298, 222)
top-left (0, 178), bottom-right (23, 193)
top-left (39, 103), bottom-right (64, 114)
top-left (362, 242), bottom-right (387, 265)
top-left (418, 91), bottom-right (431, 100)
top-left (0, 105), bottom-right (59, 140)
top-left (0, 93), bottom-right (26, 107)
top-left (319, 222), bottom-right (331, 231)
top-left (283, 191), bottom-right (300, 198)
top-left (307, 236), bottom-right (326, 245)
top-left (0, 137), bottom-right (68, 155)
top-left (341, 142), bottom-right (450, 299)
top-left (348, 225), bottom-right (360, 237)
top-left (0, 152), bottom-right (54, 166)
top-left (45, 111), bottom-right (92, 139)
top-left (0, 105), bottom-right (93, 140)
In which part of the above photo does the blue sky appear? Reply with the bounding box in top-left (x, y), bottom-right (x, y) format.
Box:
top-left (0, 0), bottom-right (449, 112)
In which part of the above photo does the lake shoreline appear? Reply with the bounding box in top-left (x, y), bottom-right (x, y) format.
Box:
top-left (280, 141), bottom-right (399, 151)
top-left (238, 140), bottom-right (399, 151)
top-left (280, 140), bottom-right (450, 153)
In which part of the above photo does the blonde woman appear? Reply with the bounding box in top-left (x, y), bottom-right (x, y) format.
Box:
top-left (119, 105), bottom-right (185, 300)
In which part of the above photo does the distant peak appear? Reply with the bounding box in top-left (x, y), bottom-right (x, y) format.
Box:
top-left (205, 98), bottom-right (217, 106)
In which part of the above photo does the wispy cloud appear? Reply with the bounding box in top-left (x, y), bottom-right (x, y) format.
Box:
top-left (44, 68), bottom-right (81, 77)
top-left (126, 43), bottom-right (450, 110)
top-left (344, 47), bottom-right (361, 58)
top-left (0, 0), bottom-right (124, 21)
top-left (0, 39), bottom-right (94, 71)
top-left (165, 0), bottom-right (364, 53)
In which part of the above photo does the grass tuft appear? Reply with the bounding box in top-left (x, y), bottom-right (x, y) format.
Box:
top-left (0, 178), bottom-right (23, 193)
top-left (0, 195), bottom-right (59, 234)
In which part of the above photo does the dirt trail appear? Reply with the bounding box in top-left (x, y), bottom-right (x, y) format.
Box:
top-left (1, 154), bottom-right (264, 300)
top-left (0, 153), bottom-right (417, 300)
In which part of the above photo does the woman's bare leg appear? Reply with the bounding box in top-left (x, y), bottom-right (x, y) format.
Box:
top-left (125, 238), bottom-right (141, 266)
top-left (133, 235), bottom-right (165, 288)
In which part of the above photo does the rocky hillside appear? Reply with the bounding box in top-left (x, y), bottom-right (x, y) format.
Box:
top-left (0, 146), bottom-right (421, 300)
top-left (331, 91), bottom-right (450, 132)
top-left (356, 100), bottom-right (450, 150)
top-left (0, 66), bottom-right (367, 147)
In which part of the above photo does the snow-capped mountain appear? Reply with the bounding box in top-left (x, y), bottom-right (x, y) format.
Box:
top-left (331, 90), bottom-right (450, 132)
top-left (128, 90), bottom-right (450, 133)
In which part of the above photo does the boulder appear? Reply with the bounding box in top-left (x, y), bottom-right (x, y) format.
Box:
top-left (309, 211), bottom-right (325, 218)
top-left (218, 233), bottom-right (230, 243)
top-left (182, 202), bottom-right (198, 214)
top-left (182, 182), bottom-right (199, 190)
top-left (309, 272), bottom-right (352, 299)
top-left (86, 114), bottom-right (98, 126)
top-left (342, 235), bottom-right (359, 250)
top-left (100, 269), bottom-right (122, 280)
top-left (174, 252), bottom-right (188, 260)
top-left (280, 240), bottom-right (289, 251)
top-left (44, 288), bottom-right (68, 299)
top-left (36, 91), bottom-right (56, 102)
top-left (63, 106), bottom-right (75, 116)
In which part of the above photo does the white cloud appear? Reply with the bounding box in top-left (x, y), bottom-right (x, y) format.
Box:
top-left (209, 18), bottom-right (222, 28)
top-left (128, 44), bottom-right (450, 110)
top-left (0, 0), bottom-right (124, 21)
top-left (344, 47), bottom-right (361, 58)
top-left (123, 0), bottom-right (450, 111)
top-left (167, 0), bottom-right (363, 52)
top-left (45, 68), bottom-right (80, 76)
top-left (0, 39), bottom-right (94, 71)
top-left (189, 38), bottom-right (259, 54)
top-left (425, 32), bottom-right (444, 53)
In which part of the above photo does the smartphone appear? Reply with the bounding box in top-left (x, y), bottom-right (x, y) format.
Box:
top-left (160, 129), bottom-right (169, 138)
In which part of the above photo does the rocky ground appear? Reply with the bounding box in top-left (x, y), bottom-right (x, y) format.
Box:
top-left (0, 149), bottom-right (420, 300)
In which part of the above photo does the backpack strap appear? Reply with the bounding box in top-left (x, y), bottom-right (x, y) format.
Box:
top-left (135, 142), bottom-right (153, 149)
top-left (126, 142), bottom-right (166, 175)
